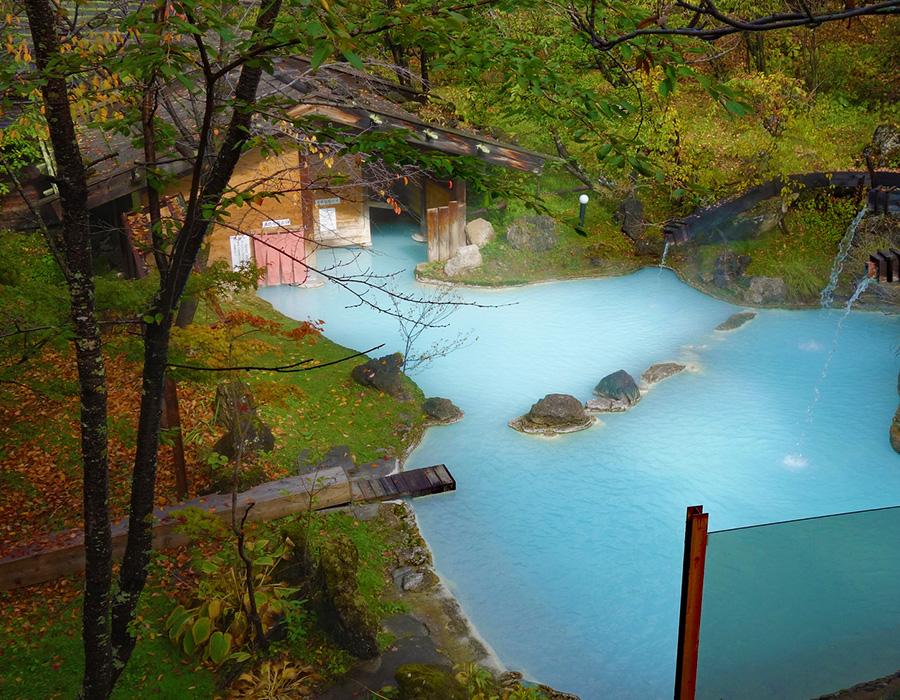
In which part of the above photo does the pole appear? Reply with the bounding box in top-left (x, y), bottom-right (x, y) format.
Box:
top-left (579, 202), bottom-right (587, 227)
top-left (674, 505), bottom-right (709, 700)
top-left (161, 376), bottom-right (189, 499)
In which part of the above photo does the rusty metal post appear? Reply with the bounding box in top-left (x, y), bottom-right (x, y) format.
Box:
top-left (674, 505), bottom-right (709, 700)
top-left (161, 376), bottom-right (189, 499)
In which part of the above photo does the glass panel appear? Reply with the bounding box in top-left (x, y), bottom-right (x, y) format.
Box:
top-left (697, 505), bottom-right (900, 699)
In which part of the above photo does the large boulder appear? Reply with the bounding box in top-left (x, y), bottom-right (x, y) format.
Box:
top-left (715, 311), bottom-right (757, 331)
top-left (714, 252), bottom-right (751, 288)
top-left (871, 124), bottom-right (900, 168)
top-left (506, 215), bottom-right (559, 252)
top-left (591, 369), bottom-right (641, 411)
top-left (211, 381), bottom-right (275, 460)
top-left (312, 533), bottom-right (380, 659)
top-left (395, 664), bottom-right (466, 700)
top-left (509, 393), bottom-right (593, 435)
top-left (444, 244), bottom-right (482, 277)
top-left (465, 218), bottom-right (495, 247)
top-left (614, 193), bottom-right (645, 240)
top-left (745, 276), bottom-right (787, 305)
top-left (351, 353), bottom-right (408, 399)
top-left (641, 362), bottom-right (686, 385)
top-left (422, 397), bottom-right (463, 424)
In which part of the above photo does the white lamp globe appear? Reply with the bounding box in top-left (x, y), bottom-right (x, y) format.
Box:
top-left (579, 194), bottom-right (589, 205)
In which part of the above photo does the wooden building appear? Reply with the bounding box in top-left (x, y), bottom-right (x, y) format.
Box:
top-left (0, 57), bottom-right (547, 286)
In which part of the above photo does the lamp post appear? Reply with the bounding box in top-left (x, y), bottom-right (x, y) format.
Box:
top-left (578, 193), bottom-right (589, 227)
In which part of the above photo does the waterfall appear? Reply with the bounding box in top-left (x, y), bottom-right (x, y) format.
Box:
top-left (820, 207), bottom-right (867, 308)
top-left (788, 276), bottom-right (875, 467)
top-left (659, 240), bottom-right (671, 268)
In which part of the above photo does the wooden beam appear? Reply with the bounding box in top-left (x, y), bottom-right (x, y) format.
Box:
top-left (675, 505), bottom-right (709, 700)
top-left (437, 206), bottom-right (450, 261)
top-left (426, 207), bottom-right (439, 261)
top-left (448, 200), bottom-right (464, 258)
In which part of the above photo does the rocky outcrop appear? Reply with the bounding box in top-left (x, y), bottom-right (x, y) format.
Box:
top-left (312, 533), bottom-right (380, 659)
top-left (465, 218), bottom-right (495, 247)
top-left (212, 381), bottom-right (275, 460)
top-left (588, 369), bottom-right (641, 412)
top-left (422, 397), bottom-right (463, 424)
top-left (871, 124), bottom-right (900, 167)
top-left (506, 215), bottom-right (559, 252)
top-left (714, 252), bottom-right (751, 288)
top-left (444, 244), bottom-right (482, 277)
top-left (351, 353), bottom-right (408, 399)
top-left (395, 664), bottom-right (466, 700)
top-left (509, 393), bottom-right (593, 435)
top-left (892, 371), bottom-right (900, 455)
top-left (615, 193), bottom-right (645, 240)
top-left (715, 311), bottom-right (757, 331)
top-left (745, 276), bottom-right (788, 305)
top-left (641, 362), bottom-right (686, 385)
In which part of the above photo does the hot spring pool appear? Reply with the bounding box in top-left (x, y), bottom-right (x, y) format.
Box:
top-left (259, 219), bottom-right (899, 699)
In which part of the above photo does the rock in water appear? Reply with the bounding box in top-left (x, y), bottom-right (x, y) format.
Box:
top-left (465, 218), bottom-right (495, 247)
top-left (351, 352), bottom-right (408, 399)
top-left (444, 244), bottom-right (482, 277)
top-left (715, 311), bottom-right (757, 331)
top-left (509, 393), bottom-right (593, 435)
top-left (745, 276), bottom-right (787, 305)
top-left (422, 397), bottom-right (463, 424)
top-left (506, 215), bottom-right (559, 252)
top-left (593, 369), bottom-right (641, 407)
top-left (891, 407), bottom-right (900, 454)
top-left (641, 362), bottom-right (686, 385)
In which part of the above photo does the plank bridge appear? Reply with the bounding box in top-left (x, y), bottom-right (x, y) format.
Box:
top-left (0, 465), bottom-right (455, 591)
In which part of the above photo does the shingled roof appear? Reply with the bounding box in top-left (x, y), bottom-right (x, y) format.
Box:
top-left (1, 57), bottom-right (548, 230)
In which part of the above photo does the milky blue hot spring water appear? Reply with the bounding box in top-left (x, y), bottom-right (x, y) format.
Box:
top-left (259, 218), bottom-right (900, 699)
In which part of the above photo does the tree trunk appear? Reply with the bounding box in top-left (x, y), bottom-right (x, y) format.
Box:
top-left (109, 0), bottom-right (285, 678)
top-left (23, 0), bottom-right (112, 696)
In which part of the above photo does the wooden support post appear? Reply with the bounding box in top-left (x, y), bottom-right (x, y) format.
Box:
top-left (419, 178), bottom-right (429, 236)
top-left (448, 200), bottom-right (464, 258)
top-left (426, 207), bottom-right (439, 261)
top-left (298, 152), bottom-right (314, 242)
top-left (437, 205), bottom-right (450, 261)
top-left (161, 377), bottom-right (189, 499)
top-left (674, 505), bottom-right (709, 700)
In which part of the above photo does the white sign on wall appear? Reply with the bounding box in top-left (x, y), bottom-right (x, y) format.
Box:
top-left (318, 207), bottom-right (337, 234)
top-left (229, 234), bottom-right (252, 271)
top-left (261, 218), bottom-right (291, 229)
top-left (315, 197), bottom-right (341, 207)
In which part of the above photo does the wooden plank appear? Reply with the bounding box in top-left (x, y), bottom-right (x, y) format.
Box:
top-left (433, 464), bottom-right (454, 488)
top-left (436, 206), bottom-right (450, 261)
top-left (674, 505), bottom-right (709, 700)
top-left (423, 467), bottom-right (442, 490)
top-left (447, 200), bottom-right (463, 258)
top-left (426, 207), bottom-right (439, 261)
top-left (0, 468), bottom-right (350, 591)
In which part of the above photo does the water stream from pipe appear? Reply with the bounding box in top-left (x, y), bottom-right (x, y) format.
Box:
top-left (820, 207), bottom-right (867, 308)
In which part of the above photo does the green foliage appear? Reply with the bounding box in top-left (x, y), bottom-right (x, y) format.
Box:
top-left (166, 524), bottom-right (303, 665)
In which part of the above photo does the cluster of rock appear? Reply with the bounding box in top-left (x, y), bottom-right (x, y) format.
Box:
top-left (509, 364), bottom-right (694, 436)
top-left (442, 218), bottom-right (495, 278)
top-left (350, 353), bottom-right (463, 427)
top-left (709, 252), bottom-right (789, 305)
top-left (441, 214), bottom-right (566, 277)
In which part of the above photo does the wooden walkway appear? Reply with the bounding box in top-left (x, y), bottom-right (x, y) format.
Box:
top-left (352, 464), bottom-right (455, 502)
top-left (0, 464), bottom-right (454, 591)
